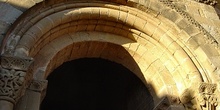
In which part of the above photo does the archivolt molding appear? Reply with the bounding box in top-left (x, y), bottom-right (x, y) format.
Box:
top-left (1, 0), bottom-right (219, 85)
top-left (2, 0), bottom-right (219, 52)
top-left (34, 31), bottom-right (197, 106)
top-left (4, 2), bottom-right (202, 80)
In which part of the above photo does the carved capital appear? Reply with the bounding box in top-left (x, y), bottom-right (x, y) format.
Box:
top-left (199, 83), bottom-right (217, 94)
top-left (28, 79), bottom-right (48, 93)
top-left (0, 55), bottom-right (34, 104)
top-left (180, 82), bottom-right (218, 109)
top-left (1, 55), bottom-right (33, 71)
top-left (0, 68), bottom-right (26, 104)
top-left (197, 83), bottom-right (218, 109)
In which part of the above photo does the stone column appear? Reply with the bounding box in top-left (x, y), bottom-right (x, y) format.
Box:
top-left (0, 55), bottom-right (33, 110)
top-left (15, 79), bottom-right (48, 110)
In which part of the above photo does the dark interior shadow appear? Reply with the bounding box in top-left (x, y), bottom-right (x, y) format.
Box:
top-left (40, 58), bottom-right (154, 110)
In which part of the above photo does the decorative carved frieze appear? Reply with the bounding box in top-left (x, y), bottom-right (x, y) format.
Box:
top-left (1, 55), bottom-right (33, 71)
top-left (0, 55), bottom-right (34, 104)
top-left (194, 0), bottom-right (218, 6)
top-left (197, 83), bottom-right (218, 110)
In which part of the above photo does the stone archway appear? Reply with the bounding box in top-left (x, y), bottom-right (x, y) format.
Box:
top-left (0, 0), bottom-right (220, 110)
top-left (40, 58), bottom-right (154, 110)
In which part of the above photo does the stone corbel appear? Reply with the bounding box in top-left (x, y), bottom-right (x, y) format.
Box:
top-left (0, 55), bottom-right (33, 105)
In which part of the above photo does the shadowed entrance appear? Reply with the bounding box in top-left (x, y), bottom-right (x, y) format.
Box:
top-left (40, 58), bottom-right (154, 110)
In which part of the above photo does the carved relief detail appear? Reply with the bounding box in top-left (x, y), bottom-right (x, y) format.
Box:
top-left (197, 83), bottom-right (218, 110)
top-left (0, 55), bottom-right (34, 104)
top-left (1, 55), bottom-right (33, 71)
top-left (0, 68), bottom-right (26, 104)
top-left (4, 34), bottom-right (21, 55)
top-left (194, 0), bottom-right (218, 6)
top-left (180, 82), bottom-right (218, 109)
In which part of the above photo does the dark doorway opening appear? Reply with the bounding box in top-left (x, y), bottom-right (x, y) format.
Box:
top-left (41, 58), bottom-right (154, 110)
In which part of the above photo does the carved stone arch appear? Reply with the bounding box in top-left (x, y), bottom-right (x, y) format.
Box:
top-left (0, 0), bottom-right (220, 110)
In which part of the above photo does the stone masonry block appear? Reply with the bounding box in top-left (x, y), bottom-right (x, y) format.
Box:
top-left (200, 44), bottom-right (219, 57)
top-left (152, 59), bottom-right (166, 72)
top-left (161, 9), bottom-right (183, 23)
top-left (180, 58), bottom-right (198, 74)
top-left (186, 37), bottom-right (199, 50)
top-left (90, 8), bottom-right (100, 19)
top-left (61, 10), bottom-right (73, 24)
top-left (171, 70), bottom-right (186, 94)
top-left (133, 17), bottom-right (147, 31)
top-left (136, 44), bottom-right (148, 57)
top-left (152, 25), bottom-right (169, 42)
top-left (108, 8), bottom-right (120, 21)
top-left (47, 12), bottom-right (62, 27)
top-left (50, 34), bottom-right (73, 51)
top-left (160, 69), bottom-right (176, 85)
top-left (118, 11), bottom-right (128, 23)
top-left (167, 42), bottom-right (181, 55)
top-left (99, 8), bottom-right (110, 20)
top-left (125, 13), bottom-right (136, 26)
top-left (159, 33), bottom-right (174, 48)
top-left (183, 24), bottom-right (201, 36)
top-left (18, 34), bottom-right (35, 50)
top-left (176, 19), bottom-right (190, 29)
top-left (164, 59), bottom-right (177, 73)
top-left (173, 49), bottom-right (189, 64)
top-left (79, 8), bottom-right (92, 19)
top-left (143, 18), bottom-right (161, 37)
